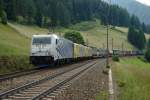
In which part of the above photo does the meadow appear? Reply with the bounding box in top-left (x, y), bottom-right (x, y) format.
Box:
top-left (8, 20), bottom-right (135, 50)
top-left (112, 57), bottom-right (150, 100)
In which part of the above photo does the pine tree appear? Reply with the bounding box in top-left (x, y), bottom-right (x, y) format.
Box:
top-left (26, 0), bottom-right (36, 24)
top-left (0, 0), bottom-right (3, 17)
top-left (137, 30), bottom-right (146, 49)
top-left (128, 27), bottom-right (146, 50)
top-left (147, 38), bottom-right (150, 49)
top-left (1, 11), bottom-right (7, 24)
top-left (49, 0), bottom-right (57, 27)
top-left (4, 0), bottom-right (17, 21)
top-left (35, 8), bottom-right (43, 27)
top-left (142, 22), bottom-right (146, 33)
top-left (130, 15), bottom-right (141, 29)
top-left (56, 2), bottom-right (70, 26)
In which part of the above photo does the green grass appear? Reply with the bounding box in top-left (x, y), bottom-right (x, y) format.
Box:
top-left (95, 90), bottom-right (109, 100)
top-left (8, 20), bottom-right (135, 50)
top-left (8, 23), bottom-right (49, 38)
top-left (112, 57), bottom-right (150, 100)
top-left (79, 24), bottom-right (134, 50)
top-left (0, 56), bottom-right (34, 74)
top-left (50, 20), bottom-right (135, 50)
top-left (0, 23), bottom-right (30, 56)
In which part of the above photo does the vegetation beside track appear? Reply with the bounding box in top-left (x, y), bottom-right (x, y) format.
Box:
top-left (112, 57), bottom-right (150, 100)
top-left (0, 56), bottom-right (34, 74)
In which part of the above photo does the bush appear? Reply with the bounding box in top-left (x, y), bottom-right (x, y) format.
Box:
top-left (64, 31), bottom-right (85, 45)
top-left (137, 56), bottom-right (148, 63)
top-left (103, 69), bottom-right (109, 75)
top-left (117, 80), bottom-right (126, 87)
top-left (0, 56), bottom-right (34, 74)
top-left (145, 48), bottom-right (150, 62)
top-left (112, 55), bottom-right (120, 62)
top-left (1, 11), bottom-right (7, 25)
top-left (17, 16), bottom-right (25, 24)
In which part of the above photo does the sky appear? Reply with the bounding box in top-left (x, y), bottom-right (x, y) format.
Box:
top-left (136, 0), bottom-right (150, 6)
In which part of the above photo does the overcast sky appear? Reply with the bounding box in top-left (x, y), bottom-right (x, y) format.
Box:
top-left (136, 0), bottom-right (150, 6)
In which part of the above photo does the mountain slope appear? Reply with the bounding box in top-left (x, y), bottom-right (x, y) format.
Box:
top-left (110, 0), bottom-right (150, 25)
top-left (9, 20), bottom-right (135, 50)
top-left (0, 20), bottom-right (136, 56)
top-left (0, 24), bottom-right (30, 56)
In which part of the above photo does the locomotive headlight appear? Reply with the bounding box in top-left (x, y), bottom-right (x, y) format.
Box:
top-left (46, 51), bottom-right (51, 56)
top-left (32, 53), bottom-right (36, 56)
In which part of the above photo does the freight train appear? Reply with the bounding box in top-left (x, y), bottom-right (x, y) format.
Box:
top-left (30, 34), bottom-right (143, 66)
top-left (30, 34), bottom-right (99, 65)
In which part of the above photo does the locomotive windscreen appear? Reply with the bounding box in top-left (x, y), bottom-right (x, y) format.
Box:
top-left (33, 37), bottom-right (51, 44)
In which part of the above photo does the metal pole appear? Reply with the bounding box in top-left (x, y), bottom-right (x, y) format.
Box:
top-left (106, 0), bottom-right (111, 67)
top-left (112, 38), bottom-right (114, 51)
top-left (122, 42), bottom-right (124, 56)
top-left (122, 42), bottom-right (124, 51)
top-left (103, 43), bottom-right (105, 49)
top-left (106, 24), bottom-right (109, 67)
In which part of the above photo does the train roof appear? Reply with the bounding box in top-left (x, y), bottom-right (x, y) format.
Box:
top-left (32, 34), bottom-right (59, 39)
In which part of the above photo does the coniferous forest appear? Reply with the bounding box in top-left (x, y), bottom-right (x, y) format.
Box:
top-left (0, 0), bottom-right (149, 29)
top-left (0, 0), bottom-right (149, 50)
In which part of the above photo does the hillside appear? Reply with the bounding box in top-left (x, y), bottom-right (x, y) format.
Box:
top-left (0, 23), bottom-right (30, 56)
top-left (7, 20), bottom-right (135, 51)
top-left (110, 0), bottom-right (150, 25)
top-left (8, 23), bottom-right (49, 38)
top-left (112, 57), bottom-right (150, 99)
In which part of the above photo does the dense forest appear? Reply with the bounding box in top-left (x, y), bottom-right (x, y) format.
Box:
top-left (0, 0), bottom-right (149, 32)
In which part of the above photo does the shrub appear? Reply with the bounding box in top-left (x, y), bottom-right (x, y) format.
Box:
top-left (112, 55), bottom-right (120, 62)
top-left (17, 16), bottom-right (25, 24)
top-left (103, 69), bottom-right (109, 75)
top-left (0, 56), bottom-right (34, 74)
top-left (137, 56), bottom-right (148, 63)
top-left (64, 31), bottom-right (85, 45)
top-left (145, 48), bottom-right (150, 62)
top-left (1, 11), bottom-right (7, 25)
top-left (117, 80), bottom-right (126, 87)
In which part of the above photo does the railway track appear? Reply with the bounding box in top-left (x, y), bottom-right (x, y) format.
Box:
top-left (0, 60), bottom-right (93, 82)
top-left (0, 60), bottom-right (94, 93)
top-left (0, 68), bottom-right (42, 82)
top-left (0, 60), bottom-right (99, 100)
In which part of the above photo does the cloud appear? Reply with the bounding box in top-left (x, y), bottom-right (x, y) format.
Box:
top-left (136, 0), bottom-right (150, 6)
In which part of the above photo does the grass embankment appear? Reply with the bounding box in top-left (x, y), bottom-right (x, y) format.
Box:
top-left (8, 23), bottom-right (49, 38)
top-left (0, 23), bottom-right (30, 56)
top-left (9, 20), bottom-right (135, 50)
top-left (68, 20), bottom-right (135, 50)
top-left (0, 23), bottom-right (33, 74)
top-left (0, 56), bottom-right (33, 74)
top-left (112, 57), bottom-right (150, 100)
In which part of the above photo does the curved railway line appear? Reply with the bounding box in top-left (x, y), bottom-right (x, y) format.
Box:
top-left (0, 60), bottom-right (93, 93)
top-left (0, 60), bottom-right (101, 99)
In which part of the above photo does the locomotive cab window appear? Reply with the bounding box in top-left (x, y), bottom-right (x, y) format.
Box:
top-left (56, 39), bottom-right (58, 45)
top-left (33, 37), bottom-right (51, 45)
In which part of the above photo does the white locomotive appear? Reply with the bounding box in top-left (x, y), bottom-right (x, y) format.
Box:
top-left (30, 34), bottom-right (74, 65)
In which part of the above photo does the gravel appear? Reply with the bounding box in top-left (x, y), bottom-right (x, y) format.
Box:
top-left (54, 59), bottom-right (108, 100)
